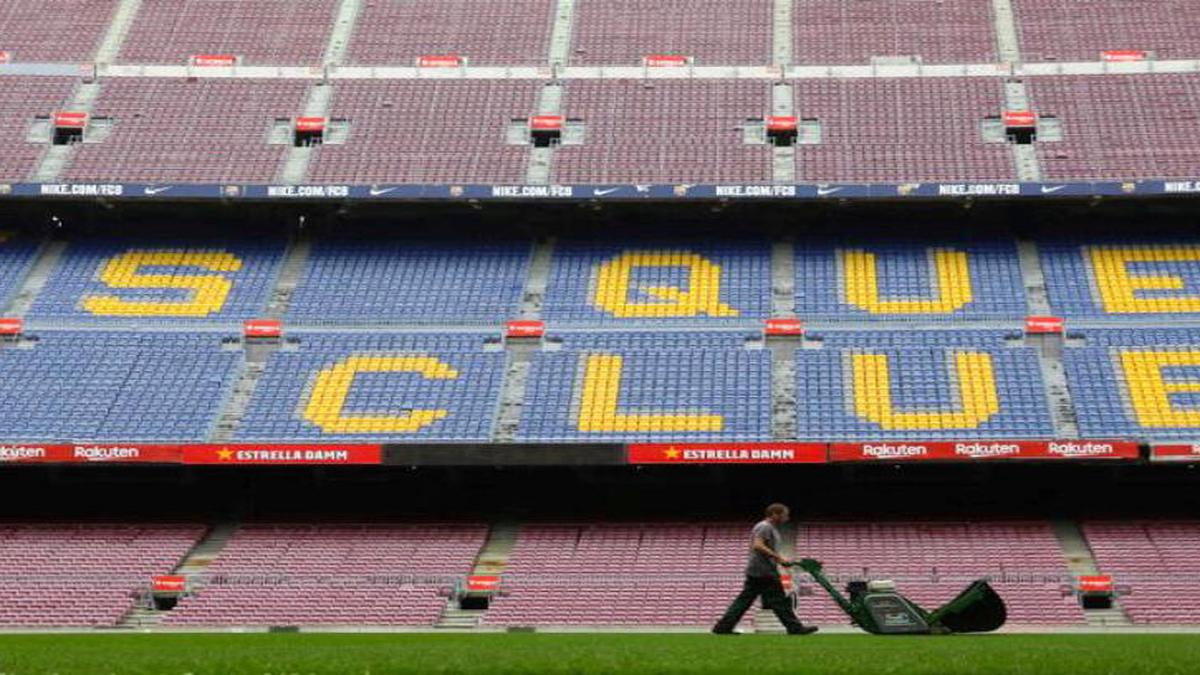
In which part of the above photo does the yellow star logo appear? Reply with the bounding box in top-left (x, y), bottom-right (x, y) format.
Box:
top-left (664, 446), bottom-right (680, 460)
top-left (217, 448), bottom-right (234, 461)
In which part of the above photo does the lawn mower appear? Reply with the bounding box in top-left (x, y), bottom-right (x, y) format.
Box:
top-left (790, 558), bottom-right (1007, 635)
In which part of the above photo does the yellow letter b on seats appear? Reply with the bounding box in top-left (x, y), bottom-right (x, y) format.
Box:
top-left (577, 354), bottom-right (723, 433)
top-left (852, 351), bottom-right (999, 430)
top-left (1089, 246), bottom-right (1200, 314)
top-left (842, 249), bottom-right (972, 314)
top-left (1121, 350), bottom-right (1200, 428)
top-left (592, 251), bottom-right (738, 318)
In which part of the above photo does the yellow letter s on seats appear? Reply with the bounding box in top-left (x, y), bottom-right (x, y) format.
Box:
top-left (852, 351), bottom-right (999, 430)
top-left (82, 250), bottom-right (243, 317)
top-left (842, 248), bottom-right (973, 314)
top-left (592, 251), bottom-right (738, 318)
top-left (577, 354), bottom-right (724, 432)
top-left (1089, 246), bottom-right (1200, 314)
top-left (304, 355), bottom-right (458, 434)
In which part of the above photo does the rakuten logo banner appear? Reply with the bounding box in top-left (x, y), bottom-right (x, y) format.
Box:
top-left (0, 444), bottom-right (182, 463)
top-left (830, 440), bottom-right (1138, 462)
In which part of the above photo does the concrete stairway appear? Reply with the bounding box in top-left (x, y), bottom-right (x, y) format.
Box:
top-left (435, 523), bottom-right (520, 629)
top-left (1053, 520), bottom-right (1134, 627)
top-left (116, 523), bottom-right (239, 629)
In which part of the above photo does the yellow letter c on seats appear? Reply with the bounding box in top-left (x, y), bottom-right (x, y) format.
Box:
top-left (82, 250), bottom-right (243, 317)
top-left (592, 250), bottom-right (738, 318)
top-left (304, 355), bottom-right (458, 434)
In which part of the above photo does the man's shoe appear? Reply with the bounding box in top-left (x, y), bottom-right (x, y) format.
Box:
top-left (711, 628), bottom-right (740, 635)
top-left (787, 625), bottom-right (819, 635)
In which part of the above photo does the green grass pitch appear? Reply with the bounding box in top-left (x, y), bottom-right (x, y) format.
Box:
top-left (1, 633), bottom-right (1198, 674)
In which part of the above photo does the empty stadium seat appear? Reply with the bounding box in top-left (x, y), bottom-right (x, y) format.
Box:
top-left (794, 241), bottom-right (1028, 319)
top-left (0, 331), bottom-right (240, 441)
top-left (541, 242), bottom-right (770, 325)
top-left (518, 331), bottom-right (770, 442)
top-left (27, 239), bottom-right (285, 324)
top-left (286, 240), bottom-right (532, 326)
top-left (1065, 329), bottom-right (1200, 440)
top-left (163, 524), bottom-right (486, 627)
top-left (236, 332), bottom-right (505, 442)
top-left (1082, 521), bottom-right (1200, 624)
top-left (797, 330), bottom-right (1055, 440)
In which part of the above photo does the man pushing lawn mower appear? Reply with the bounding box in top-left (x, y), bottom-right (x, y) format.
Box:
top-left (712, 503), bottom-right (818, 635)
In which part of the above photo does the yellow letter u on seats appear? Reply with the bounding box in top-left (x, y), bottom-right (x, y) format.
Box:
top-left (852, 351), bottom-right (999, 430)
top-left (842, 249), bottom-right (973, 314)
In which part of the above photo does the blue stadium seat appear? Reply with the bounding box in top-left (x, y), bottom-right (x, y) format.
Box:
top-left (0, 331), bottom-right (239, 441)
top-left (797, 330), bottom-right (1054, 440)
top-left (27, 239), bottom-right (285, 324)
top-left (1066, 329), bottom-right (1200, 439)
top-left (518, 331), bottom-right (771, 442)
top-left (1041, 241), bottom-right (1200, 318)
top-left (795, 241), bottom-right (1027, 320)
top-left (540, 242), bottom-right (770, 325)
top-left (0, 232), bottom-right (41, 309)
top-left (286, 240), bottom-right (532, 326)
top-left (236, 332), bottom-right (505, 442)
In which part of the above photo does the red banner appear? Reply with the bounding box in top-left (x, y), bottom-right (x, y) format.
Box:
top-left (295, 117), bottom-right (327, 132)
top-left (1150, 444), bottom-right (1200, 462)
top-left (628, 443), bottom-right (826, 464)
top-left (1025, 316), bottom-right (1064, 334)
top-left (191, 54), bottom-right (238, 67)
top-left (830, 440), bottom-right (1139, 462)
top-left (644, 54), bottom-right (689, 67)
top-left (1003, 110), bottom-right (1037, 128)
top-left (766, 116), bottom-right (798, 132)
top-left (0, 444), bottom-right (381, 465)
top-left (1101, 50), bottom-right (1147, 62)
top-left (505, 320), bottom-right (545, 338)
top-left (466, 575), bottom-right (501, 592)
top-left (181, 444), bottom-right (382, 465)
top-left (0, 51), bottom-right (10, 65)
top-left (0, 444), bottom-right (182, 463)
top-left (529, 115), bottom-right (564, 131)
top-left (0, 317), bottom-right (22, 335)
top-left (53, 111), bottom-right (88, 129)
top-left (1077, 575), bottom-right (1114, 593)
top-left (765, 318), bottom-right (803, 336)
top-left (244, 319), bottom-right (282, 339)
top-left (417, 54), bottom-right (463, 67)
top-left (152, 575), bottom-right (187, 593)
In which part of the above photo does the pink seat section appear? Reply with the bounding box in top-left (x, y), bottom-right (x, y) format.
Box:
top-left (484, 523), bottom-right (752, 627)
top-left (62, 78), bottom-right (310, 184)
top-left (0, 523), bottom-right (205, 627)
top-left (1083, 521), bottom-right (1200, 624)
top-left (162, 524), bottom-right (487, 626)
top-left (118, 1), bottom-right (338, 65)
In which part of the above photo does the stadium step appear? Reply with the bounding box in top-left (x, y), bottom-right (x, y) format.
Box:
top-left (3, 240), bottom-right (66, 316)
top-left (174, 522), bottom-right (239, 578)
top-left (115, 606), bottom-right (167, 630)
top-left (472, 522), bottom-right (521, 577)
top-left (434, 523), bottom-right (521, 629)
top-left (1053, 520), bottom-right (1134, 627)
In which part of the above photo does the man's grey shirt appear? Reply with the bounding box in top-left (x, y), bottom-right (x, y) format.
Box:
top-left (745, 519), bottom-right (781, 578)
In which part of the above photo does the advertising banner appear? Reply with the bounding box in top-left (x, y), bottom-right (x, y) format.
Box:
top-left (627, 443), bottom-right (827, 464)
top-left (829, 440), bottom-right (1139, 462)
